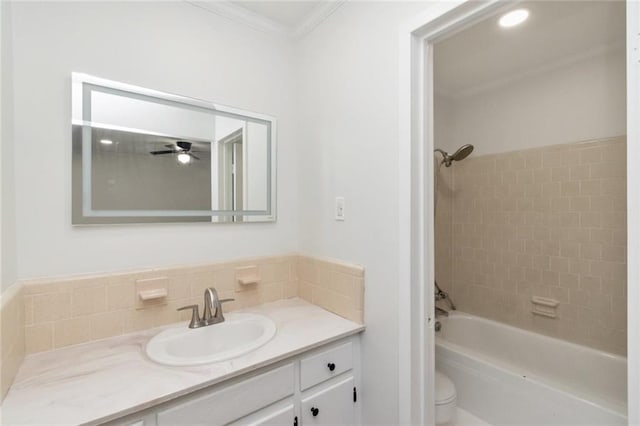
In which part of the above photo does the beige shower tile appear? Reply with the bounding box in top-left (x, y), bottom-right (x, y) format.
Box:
top-left (570, 164), bottom-right (590, 180)
top-left (580, 243), bottom-right (602, 260)
top-left (580, 212), bottom-right (601, 227)
top-left (570, 196), bottom-right (590, 211)
top-left (602, 245), bottom-right (626, 262)
top-left (561, 181), bottom-right (579, 196)
top-left (590, 229), bottom-right (613, 244)
top-left (551, 167), bottom-right (571, 182)
top-left (559, 241), bottom-right (580, 258)
top-left (569, 258), bottom-right (591, 275)
top-left (549, 257), bottom-right (569, 273)
top-left (580, 147), bottom-right (603, 164)
top-left (601, 178), bottom-right (626, 195)
top-left (591, 162), bottom-right (625, 179)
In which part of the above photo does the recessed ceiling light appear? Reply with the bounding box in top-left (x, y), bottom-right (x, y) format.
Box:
top-left (177, 153), bottom-right (191, 164)
top-left (100, 139), bottom-right (113, 145)
top-left (499, 9), bottom-right (529, 28)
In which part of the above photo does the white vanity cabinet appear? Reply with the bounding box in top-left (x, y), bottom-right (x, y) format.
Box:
top-left (113, 335), bottom-right (360, 426)
top-left (301, 376), bottom-right (356, 426)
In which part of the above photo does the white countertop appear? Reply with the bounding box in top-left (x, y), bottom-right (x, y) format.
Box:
top-left (0, 298), bottom-right (364, 425)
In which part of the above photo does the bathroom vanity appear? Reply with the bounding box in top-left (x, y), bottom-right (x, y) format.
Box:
top-left (1, 299), bottom-right (364, 425)
top-left (112, 338), bottom-right (360, 426)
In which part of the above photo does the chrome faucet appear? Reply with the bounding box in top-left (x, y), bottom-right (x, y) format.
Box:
top-left (203, 287), bottom-right (232, 325)
top-left (177, 287), bottom-right (235, 329)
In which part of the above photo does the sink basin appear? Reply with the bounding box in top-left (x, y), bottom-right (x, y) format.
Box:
top-left (146, 313), bottom-right (277, 366)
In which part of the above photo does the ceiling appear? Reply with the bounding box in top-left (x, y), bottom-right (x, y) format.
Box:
top-left (434, 1), bottom-right (626, 98)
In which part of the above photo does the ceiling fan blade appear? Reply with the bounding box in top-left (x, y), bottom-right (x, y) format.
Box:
top-left (176, 141), bottom-right (192, 151)
top-left (150, 150), bottom-right (175, 155)
top-left (189, 153), bottom-right (200, 160)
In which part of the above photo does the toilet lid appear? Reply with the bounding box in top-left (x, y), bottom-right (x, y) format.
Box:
top-left (435, 371), bottom-right (456, 404)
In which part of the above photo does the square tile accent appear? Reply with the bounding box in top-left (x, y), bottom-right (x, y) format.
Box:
top-left (435, 136), bottom-right (627, 355)
top-left (18, 254), bottom-right (364, 354)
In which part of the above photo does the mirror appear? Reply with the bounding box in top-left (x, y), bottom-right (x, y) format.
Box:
top-left (71, 73), bottom-right (276, 224)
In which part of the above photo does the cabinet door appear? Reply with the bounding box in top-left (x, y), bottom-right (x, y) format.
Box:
top-left (301, 376), bottom-right (355, 426)
top-left (156, 364), bottom-right (294, 425)
top-left (229, 402), bottom-right (295, 426)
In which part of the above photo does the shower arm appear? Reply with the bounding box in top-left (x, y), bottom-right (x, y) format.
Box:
top-left (433, 149), bottom-right (448, 163)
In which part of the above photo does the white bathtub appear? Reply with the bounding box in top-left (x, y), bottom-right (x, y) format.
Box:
top-left (435, 312), bottom-right (627, 425)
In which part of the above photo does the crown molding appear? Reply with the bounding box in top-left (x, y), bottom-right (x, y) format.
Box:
top-left (185, 1), bottom-right (290, 37)
top-left (184, 0), bottom-right (346, 39)
top-left (444, 40), bottom-right (625, 100)
top-left (292, 0), bottom-right (347, 39)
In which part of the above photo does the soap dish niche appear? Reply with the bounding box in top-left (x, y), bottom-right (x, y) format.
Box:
top-left (235, 265), bottom-right (260, 290)
top-left (135, 277), bottom-right (169, 309)
top-left (531, 296), bottom-right (559, 319)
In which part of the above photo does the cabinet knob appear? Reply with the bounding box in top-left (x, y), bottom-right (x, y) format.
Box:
top-left (311, 407), bottom-right (319, 417)
top-left (327, 362), bottom-right (336, 371)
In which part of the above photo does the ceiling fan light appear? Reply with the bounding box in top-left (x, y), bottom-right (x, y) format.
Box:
top-left (177, 153), bottom-right (191, 164)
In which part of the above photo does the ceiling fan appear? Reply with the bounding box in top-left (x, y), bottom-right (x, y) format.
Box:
top-left (150, 141), bottom-right (201, 162)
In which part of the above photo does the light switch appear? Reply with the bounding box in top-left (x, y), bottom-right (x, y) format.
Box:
top-left (335, 197), bottom-right (345, 221)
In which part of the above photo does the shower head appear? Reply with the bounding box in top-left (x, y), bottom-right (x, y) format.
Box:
top-left (434, 144), bottom-right (474, 167)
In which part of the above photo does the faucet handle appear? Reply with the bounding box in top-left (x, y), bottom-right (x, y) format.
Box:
top-left (219, 298), bottom-right (235, 304)
top-left (177, 304), bottom-right (202, 329)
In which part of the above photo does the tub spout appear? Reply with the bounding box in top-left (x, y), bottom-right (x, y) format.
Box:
top-left (435, 306), bottom-right (449, 317)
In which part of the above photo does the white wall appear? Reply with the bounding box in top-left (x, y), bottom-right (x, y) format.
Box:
top-left (1, 0), bottom-right (16, 293)
top-left (437, 47), bottom-right (627, 156)
top-left (10, 1), bottom-right (298, 279)
top-left (294, 1), bottom-right (438, 423)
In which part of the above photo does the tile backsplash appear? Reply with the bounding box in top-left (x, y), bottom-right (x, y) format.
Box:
top-left (0, 284), bottom-right (25, 400)
top-left (21, 254), bottom-right (364, 354)
top-left (298, 256), bottom-right (364, 324)
top-left (435, 136), bottom-right (627, 355)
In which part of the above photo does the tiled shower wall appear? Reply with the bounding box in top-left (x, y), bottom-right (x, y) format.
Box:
top-left (435, 136), bottom-right (627, 355)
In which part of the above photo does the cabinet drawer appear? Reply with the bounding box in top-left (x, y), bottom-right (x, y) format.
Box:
top-left (300, 342), bottom-right (352, 390)
top-left (301, 376), bottom-right (355, 426)
top-left (156, 364), bottom-right (294, 425)
top-left (228, 399), bottom-right (295, 426)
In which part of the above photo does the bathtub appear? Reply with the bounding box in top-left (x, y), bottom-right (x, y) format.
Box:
top-left (435, 312), bottom-right (627, 425)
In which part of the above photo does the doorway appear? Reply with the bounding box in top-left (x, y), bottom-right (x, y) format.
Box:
top-left (398, 1), bottom-right (639, 424)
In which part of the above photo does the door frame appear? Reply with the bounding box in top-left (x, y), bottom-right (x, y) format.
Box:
top-left (397, 1), bottom-right (640, 424)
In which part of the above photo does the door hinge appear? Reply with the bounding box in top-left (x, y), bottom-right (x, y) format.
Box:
top-left (353, 386), bottom-right (357, 402)
top-left (294, 415), bottom-right (298, 426)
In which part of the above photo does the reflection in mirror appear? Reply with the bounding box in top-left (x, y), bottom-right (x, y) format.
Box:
top-left (71, 73), bottom-right (276, 225)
